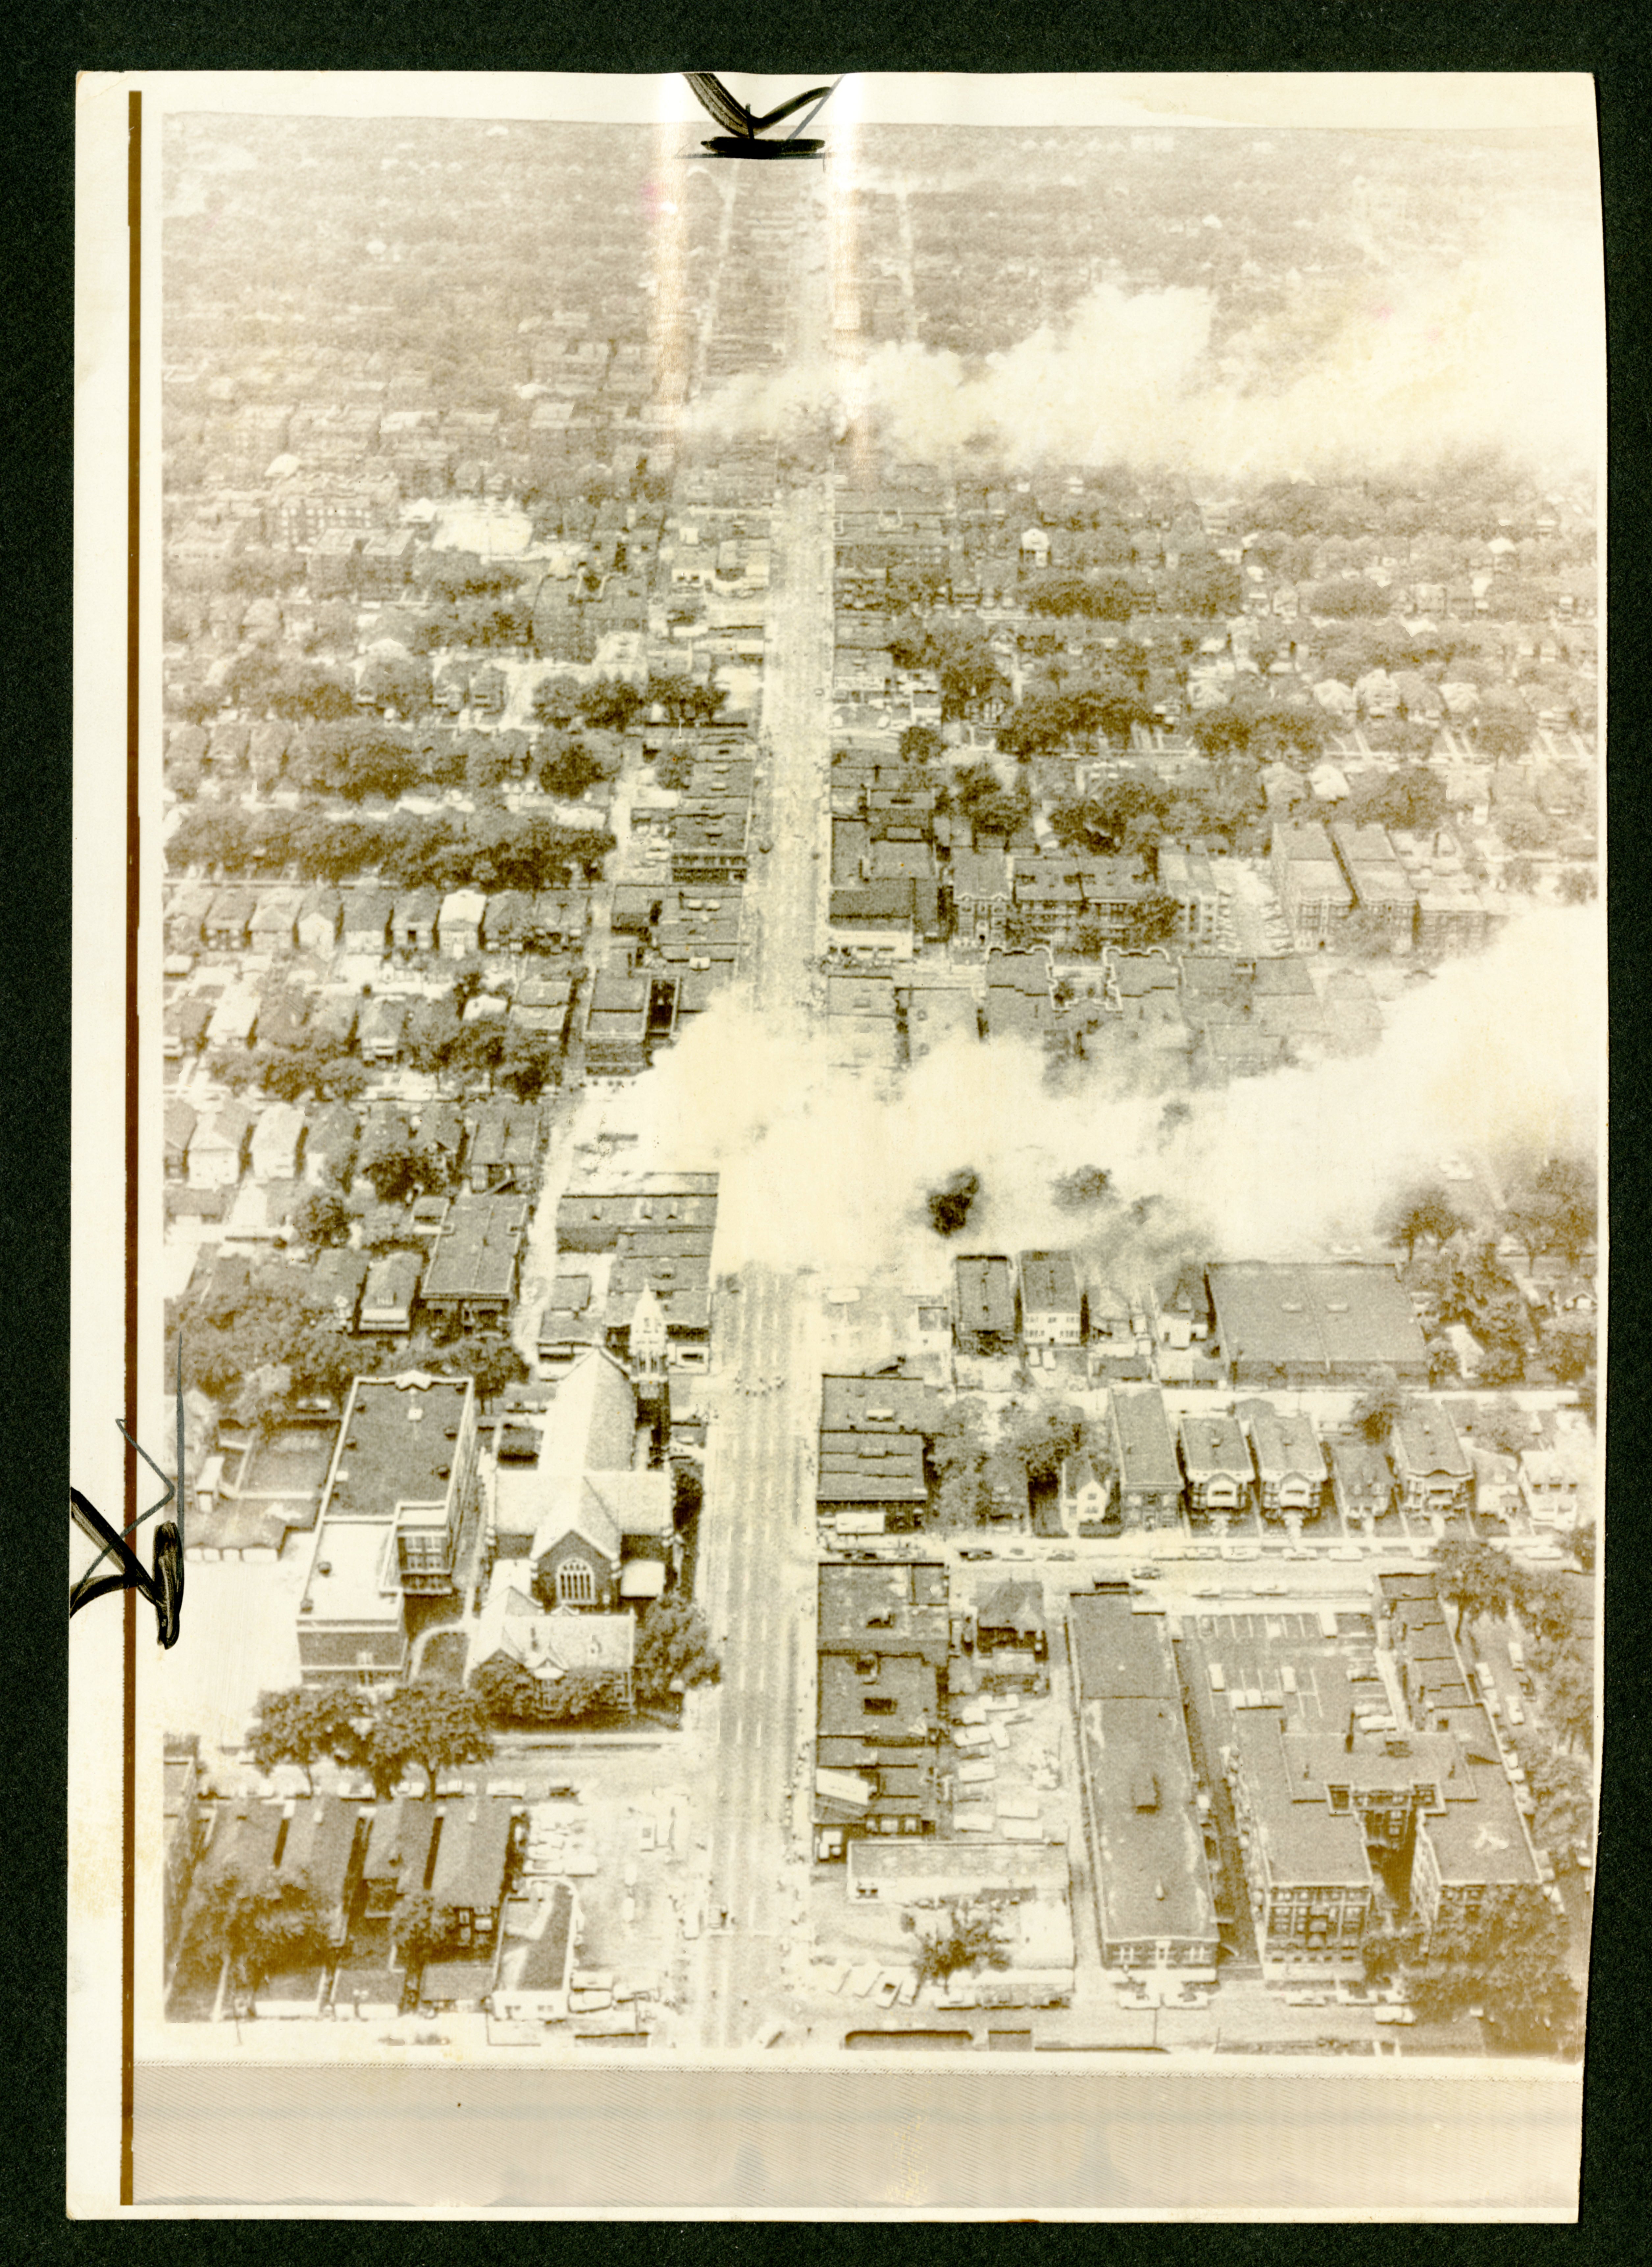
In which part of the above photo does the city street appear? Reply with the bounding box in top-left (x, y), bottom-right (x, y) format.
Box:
top-left (687, 182), bottom-right (838, 2048)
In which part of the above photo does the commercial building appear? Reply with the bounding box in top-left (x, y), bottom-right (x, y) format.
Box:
top-left (1066, 1593), bottom-right (1219, 1977)
top-left (1205, 1262), bottom-right (1429, 1388)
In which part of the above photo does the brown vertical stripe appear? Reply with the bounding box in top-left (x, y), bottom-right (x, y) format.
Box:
top-left (121, 83), bottom-right (142, 2213)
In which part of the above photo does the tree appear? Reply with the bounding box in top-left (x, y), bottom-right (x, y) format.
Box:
top-left (1120, 891), bottom-right (1182, 950)
top-left (1346, 764), bottom-right (1448, 835)
top-left (1472, 1396), bottom-right (1534, 1460)
top-left (531, 672), bottom-right (585, 728)
top-left (1536, 1644), bottom-right (1593, 1756)
top-left (914, 1902), bottom-right (1012, 1984)
top-left (189, 1276), bottom-right (333, 1403)
top-left (434, 1335), bottom-right (529, 1408)
top-left (1556, 865), bottom-right (1596, 905)
top-left (632, 1597), bottom-right (720, 1705)
top-left (470, 1656), bottom-right (545, 1726)
top-left (1519, 1744), bottom-right (1594, 1863)
top-left (245, 1686), bottom-right (360, 1796)
top-left (1515, 1570), bottom-right (1582, 1649)
top-left (1402, 1887), bottom-right (1580, 2055)
top-left (471, 1656), bottom-right (614, 1725)
top-left (539, 1669), bottom-right (621, 1722)
top-left (1379, 1183), bottom-right (1469, 1267)
top-left (577, 678), bottom-right (643, 731)
top-left (1169, 556), bottom-right (1242, 617)
top-left (367, 1681), bottom-right (495, 1799)
top-left (391, 1890), bottom-right (462, 1973)
top-left (535, 735), bottom-right (607, 800)
top-left (926, 1169), bottom-right (980, 1238)
top-left (363, 1140), bottom-right (451, 1207)
top-left (1350, 1370), bottom-right (1407, 1443)
top-left (1051, 1165), bottom-right (1113, 1211)
top-left (494, 1027), bottom-right (558, 1102)
top-left (358, 652), bottom-right (432, 718)
top-left (1431, 1535), bottom-right (1516, 1639)
top-left (292, 1191), bottom-right (353, 1252)
top-left (999, 1400), bottom-right (1089, 1487)
top-left (198, 1863), bottom-right (330, 1998)
top-left (898, 724), bottom-right (944, 766)
top-left (1534, 1156), bottom-right (1596, 1267)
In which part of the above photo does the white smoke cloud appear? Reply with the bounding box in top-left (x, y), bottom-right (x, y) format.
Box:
top-left (589, 905), bottom-right (1601, 1288)
top-left (685, 214), bottom-right (1603, 484)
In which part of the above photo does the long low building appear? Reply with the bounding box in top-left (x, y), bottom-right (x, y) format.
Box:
top-left (1066, 1593), bottom-right (1219, 1978)
top-left (1206, 1261), bottom-right (1429, 1388)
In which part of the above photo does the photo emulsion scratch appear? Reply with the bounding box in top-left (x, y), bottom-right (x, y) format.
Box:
top-left (75, 71), bottom-right (1603, 2216)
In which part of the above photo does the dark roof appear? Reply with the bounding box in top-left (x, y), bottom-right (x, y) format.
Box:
top-left (830, 881), bottom-right (916, 924)
top-left (955, 1254), bottom-right (1016, 1337)
top-left (1207, 1262), bottom-right (1428, 1376)
top-left (819, 1374), bottom-right (943, 1434)
top-left (1018, 1250), bottom-right (1079, 1313)
top-left (429, 1795), bottom-right (514, 1913)
top-left (975, 1579), bottom-right (1044, 1637)
top-left (1111, 1388), bottom-right (1181, 1490)
top-left (323, 1373), bottom-right (471, 1519)
top-left (818, 1563), bottom-right (949, 1659)
top-left (421, 1195), bottom-right (528, 1303)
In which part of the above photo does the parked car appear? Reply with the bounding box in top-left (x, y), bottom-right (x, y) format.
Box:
top-left (1130, 1566), bottom-right (1161, 1582)
top-left (959, 1547), bottom-right (994, 1561)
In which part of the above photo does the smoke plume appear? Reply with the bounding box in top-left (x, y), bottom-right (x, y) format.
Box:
top-left (685, 215), bottom-right (1602, 485)
top-left (590, 905), bottom-right (1602, 1291)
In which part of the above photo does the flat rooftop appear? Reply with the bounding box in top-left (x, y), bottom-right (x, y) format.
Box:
top-left (322, 1374), bottom-right (472, 1522)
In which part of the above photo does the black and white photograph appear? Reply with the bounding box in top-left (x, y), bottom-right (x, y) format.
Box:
top-left (70, 69), bottom-right (1605, 2215)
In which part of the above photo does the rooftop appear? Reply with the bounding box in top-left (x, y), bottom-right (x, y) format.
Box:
top-left (818, 1651), bottom-right (937, 1746)
top-left (319, 1373), bottom-right (473, 1524)
top-left (1111, 1387), bottom-right (1181, 1489)
top-left (818, 1562), bottom-right (949, 1658)
top-left (1207, 1262), bottom-right (1428, 1377)
top-left (1391, 1404), bottom-right (1471, 1479)
top-left (1178, 1412), bottom-right (1252, 1479)
top-left (421, 1194), bottom-right (528, 1303)
top-left (1018, 1251), bottom-right (1079, 1313)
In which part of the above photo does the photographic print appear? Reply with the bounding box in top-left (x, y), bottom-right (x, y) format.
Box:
top-left (70, 69), bottom-right (1603, 2215)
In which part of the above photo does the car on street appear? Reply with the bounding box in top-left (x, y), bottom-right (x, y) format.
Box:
top-left (958, 1547), bottom-right (993, 1561)
top-left (1130, 1566), bottom-right (1160, 1581)
top-left (1049, 1549), bottom-right (1076, 1561)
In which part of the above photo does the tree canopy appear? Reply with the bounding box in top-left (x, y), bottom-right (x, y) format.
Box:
top-left (197, 1863), bottom-right (331, 1998)
top-left (1379, 1183), bottom-right (1469, 1266)
top-left (633, 1597), bottom-right (721, 1705)
top-left (926, 1169), bottom-right (981, 1238)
